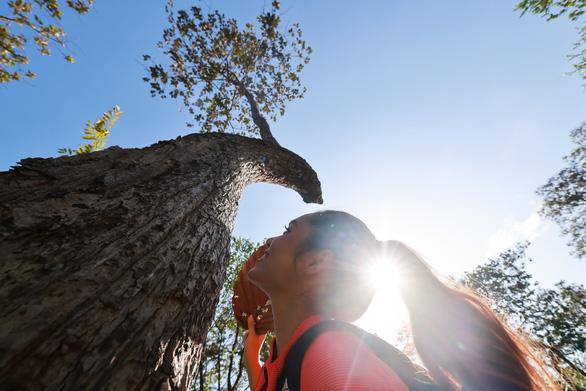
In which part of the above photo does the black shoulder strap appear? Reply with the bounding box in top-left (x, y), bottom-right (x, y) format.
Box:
top-left (275, 319), bottom-right (444, 391)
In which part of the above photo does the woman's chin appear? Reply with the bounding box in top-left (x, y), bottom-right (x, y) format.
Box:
top-left (249, 266), bottom-right (273, 289)
top-left (247, 266), bottom-right (263, 284)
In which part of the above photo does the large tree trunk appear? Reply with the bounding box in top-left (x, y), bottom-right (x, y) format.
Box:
top-left (0, 133), bottom-right (322, 390)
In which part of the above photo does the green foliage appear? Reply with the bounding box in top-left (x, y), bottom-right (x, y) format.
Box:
top-left (515, 0), bottom-right (586, 21)
top-left (462, 242), bottom-right (586, 387)
top-left (0, 0), bottom-right (95, 83)
top-left (144, 0), bottom-right (312, 135)
top-left (195, 237), bottom-right (272, 391)
top-left (536, 122), bottom-right (586, 259)
top-left (515, 0), bottom-right (586, 83)
top-left (58, 105), bottom-right (122, 156)
top-left (535, 281), bottom-right (586, 355)
top-left (462, 242), bottom-right (537, 323)
top-left (193, 238), bottom-right (271, 391)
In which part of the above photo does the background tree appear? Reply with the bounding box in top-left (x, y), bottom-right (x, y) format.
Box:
top-left (515, 0), bottom-right (586, 83)
top-left (195, 237), bottom-right (272, 391)
top-left (0, 1), bottom-right (321, 389)
top-left (143, 0), bottom-right (311, 143)
top-left (536, 122), bottom-right (586, 259)
top-left (461, 241), bottom-right (586, 388)
top-left (0, 0), bottom-right (95, 83)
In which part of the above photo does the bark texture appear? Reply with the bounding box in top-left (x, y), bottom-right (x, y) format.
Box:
top-left (0, 132), bottom-right (322, 391)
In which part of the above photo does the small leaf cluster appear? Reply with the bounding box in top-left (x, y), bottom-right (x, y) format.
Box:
top-left (144, 0), bottom-right (312, 135)
top-left (59, 105), bottom-right (122, 156)
top-left (0, 0), bottom-right (94, 83)
top-left (515, 0), bottom-right (586, 83)
top-left (536, 122), bottom-right (586, 259)
top-left (516, 0), bottom-right (586, 21)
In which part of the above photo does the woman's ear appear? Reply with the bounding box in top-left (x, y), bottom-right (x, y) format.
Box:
top-left (303, 249), bottom-right (334, 275)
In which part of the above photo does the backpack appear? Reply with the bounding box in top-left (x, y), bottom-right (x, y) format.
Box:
top-left (275, 319), bottom-right (446, 391)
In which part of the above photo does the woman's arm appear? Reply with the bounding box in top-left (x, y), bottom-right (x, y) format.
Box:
top-left (242, 315), bottom-right (267, 391)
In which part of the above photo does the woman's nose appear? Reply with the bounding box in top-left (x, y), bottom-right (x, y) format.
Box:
top-left (265, 237), bottom-right (274, 247)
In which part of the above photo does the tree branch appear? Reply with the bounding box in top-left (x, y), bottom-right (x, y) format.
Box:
top-left (221, 68), bottom-right (279, 145)
top-left (235, 343), bottom-right (246, 390)
top-left (236, 80), bottom-right (279, 145)
top-left (0, 41), bottom-right (23, 59)
top-left (198, 356), bottom-right (205, 391)
top-left (0, 15), bottom-right (21, 23)
top-left (549, 345), bottom-right (586, 379)
top-left (227, 326), bottom-right (239, 390)
top-left (0, 15), bottom-right (65, 46)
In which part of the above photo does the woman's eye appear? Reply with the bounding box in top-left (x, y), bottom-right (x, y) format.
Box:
top-left (283, 225), bottom-right (291, 234)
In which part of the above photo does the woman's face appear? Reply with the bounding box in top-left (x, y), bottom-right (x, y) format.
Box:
top-left (247, 213), bottom-right (322, 295)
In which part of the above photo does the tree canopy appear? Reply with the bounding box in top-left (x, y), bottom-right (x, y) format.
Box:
top-left (536, 122), bottom-right (586, 259)
top-left (0, 0), bottom-right (95, 83)
top-left (143, 0), bottom-right (312, 142)
top-left (515, 0), bottom-right (586, 83)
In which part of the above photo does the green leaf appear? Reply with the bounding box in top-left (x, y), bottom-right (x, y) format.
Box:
top-left (57, 105), bottom-right (122, 155)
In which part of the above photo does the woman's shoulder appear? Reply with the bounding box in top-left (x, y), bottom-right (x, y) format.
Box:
top-left (300, 329), bottom-right (409, 390)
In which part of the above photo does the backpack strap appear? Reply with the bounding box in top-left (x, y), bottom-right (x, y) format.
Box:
top-left (275, 319), bottom-right (443, 391)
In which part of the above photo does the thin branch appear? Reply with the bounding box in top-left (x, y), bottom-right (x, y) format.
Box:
top-left (222, 83), bottom-right (239, 133)
top-left (218, 63), bottom-right (278, 144)
top-left (0, 15), bottom-right (65, 46)
top-left (234, 78), bottom-right (279, 145)
top-left (235, 340), bottom-right (246, 391)
top-left (0, 42), bottom-right (23, 59)
top-left (216, 347), bottom-right (221, 391)
top-left (549, 345), bottom-right (586, 378)
top-left (227, 325), bottom-right (240, 390)
top-left (0, 15), bottom-right (22, 23)
top-left (199, 356), bottom-right (205, 391)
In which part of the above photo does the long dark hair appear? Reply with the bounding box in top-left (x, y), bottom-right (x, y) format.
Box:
top-left (299, 210), bottom-right (557, 391)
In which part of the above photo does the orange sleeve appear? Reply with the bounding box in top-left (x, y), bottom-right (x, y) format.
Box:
top-left (299, 330), bottom-right (409, 391)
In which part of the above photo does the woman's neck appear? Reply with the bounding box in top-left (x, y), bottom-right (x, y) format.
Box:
top-left (270, 295), bottom-right (317, 358)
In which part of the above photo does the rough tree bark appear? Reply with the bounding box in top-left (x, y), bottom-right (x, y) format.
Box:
top-left (0, 132), bottom-right (322, 390)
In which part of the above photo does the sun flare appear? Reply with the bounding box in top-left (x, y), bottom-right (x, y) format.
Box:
top-left (366, 257), bottom-right (399, 293)
top-left (354, 257), bottom-right (407, 343)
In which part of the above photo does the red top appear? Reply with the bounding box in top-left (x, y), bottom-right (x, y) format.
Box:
top-left (253, 315), bottom-right (409, 391)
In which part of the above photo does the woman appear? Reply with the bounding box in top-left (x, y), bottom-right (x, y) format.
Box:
top-left (242, 210), bottom-right (556, 390)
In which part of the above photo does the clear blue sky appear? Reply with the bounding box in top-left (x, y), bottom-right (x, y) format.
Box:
top-left (2, 0), bottom-right (585, 296)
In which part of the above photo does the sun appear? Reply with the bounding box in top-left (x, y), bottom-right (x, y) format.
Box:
top-left (353, 257), bottom-right (408, 343)
top-left (366, 257), bottom-right (400, 292)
